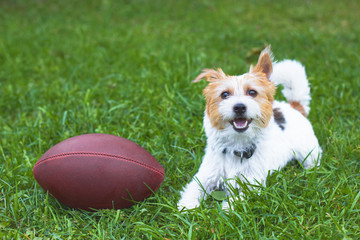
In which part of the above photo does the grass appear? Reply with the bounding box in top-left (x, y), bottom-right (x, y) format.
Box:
top-left (0, 0), bottom-right (359, 238)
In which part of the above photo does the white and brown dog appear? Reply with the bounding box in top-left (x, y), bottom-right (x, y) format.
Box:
top-left (178, 47), bottom-right (322, 210)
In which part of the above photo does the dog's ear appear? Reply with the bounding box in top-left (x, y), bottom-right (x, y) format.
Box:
top-left (251, 46), bottom-right (273, 79)
top-left (249, 64), bottom-right (255, 72)
top-left (192, 68), bottom-right (226, 83)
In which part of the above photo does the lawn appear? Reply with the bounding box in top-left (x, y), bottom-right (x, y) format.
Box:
top-left (1, 0), bottom-right (359, 239)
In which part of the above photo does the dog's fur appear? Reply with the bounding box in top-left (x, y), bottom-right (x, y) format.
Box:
top-left (178, 47), bottom-right (322, 210)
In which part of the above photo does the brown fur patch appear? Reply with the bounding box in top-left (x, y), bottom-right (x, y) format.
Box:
top-left (251, 47), bottom-right (273, 79)
top-left (289, 101), bottom-right (307, 117)
top-left (249, 73), bottom-right (276, 128)
top-left (246, 47), bottom-right (275, 127)
top-left (203, 81), bottom-right (231, 129)
top-left (193, 68), bottom-right (226, 83)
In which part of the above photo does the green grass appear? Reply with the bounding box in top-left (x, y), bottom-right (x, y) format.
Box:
top-left (1, 0), bottom-right (359, 239)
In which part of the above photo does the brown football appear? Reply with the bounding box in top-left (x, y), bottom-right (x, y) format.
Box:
top-left (33, 133), bottom-right (165, 210)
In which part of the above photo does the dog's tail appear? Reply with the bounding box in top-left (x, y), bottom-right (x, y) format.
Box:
top-left (270, 60), bottom-right (311, 117)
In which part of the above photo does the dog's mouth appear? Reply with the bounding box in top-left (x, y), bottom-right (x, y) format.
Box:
top-left (231, 118), bottom-right (252, 132)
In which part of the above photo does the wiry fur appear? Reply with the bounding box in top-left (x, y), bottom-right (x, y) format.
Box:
top-left (178, 47), bottom-right (322, 210)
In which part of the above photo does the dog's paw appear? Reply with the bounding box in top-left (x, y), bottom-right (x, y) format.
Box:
top-left (222, 196), bottom-right (242, 211)
top-left (177, 201), bottom-right (200, 211)
top-left (221, 201), bottom-right (231, 211)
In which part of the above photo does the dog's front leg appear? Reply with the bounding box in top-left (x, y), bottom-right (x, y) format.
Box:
top-left (178, 153), bottom-right (220, 210)
top-left (177, 174), bottom-right (206, 210)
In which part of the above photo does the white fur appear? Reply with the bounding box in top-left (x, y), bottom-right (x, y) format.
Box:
top-left (178, 59), bottom-right (322, 210)
top-left (271, 60), bottom-right (311, 115)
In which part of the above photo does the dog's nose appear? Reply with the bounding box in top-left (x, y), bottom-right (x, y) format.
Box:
top-left (233, 103), bottom-right (247, 114)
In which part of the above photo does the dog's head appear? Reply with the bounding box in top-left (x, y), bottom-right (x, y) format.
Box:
top-left (193, 47), bottom-right (276, 134)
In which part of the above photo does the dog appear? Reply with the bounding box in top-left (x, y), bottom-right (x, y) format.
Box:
top-left (178, 46), bottom-right (322, 210)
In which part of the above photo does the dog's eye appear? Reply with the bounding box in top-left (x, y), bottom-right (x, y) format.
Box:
top-left (248, 89), bottom-right (258, 97)
top-left (221, 91), bottom-right (231, 99)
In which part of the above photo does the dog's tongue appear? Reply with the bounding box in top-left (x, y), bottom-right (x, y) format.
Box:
top-left (233, 118), bottom-right (248, 129)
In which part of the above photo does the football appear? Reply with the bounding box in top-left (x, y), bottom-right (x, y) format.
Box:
top-left (33, 133), bottom-right (165, 210)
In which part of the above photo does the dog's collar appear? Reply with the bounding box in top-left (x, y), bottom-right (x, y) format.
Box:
top-left (222, 143), bottom-right (257, 162)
